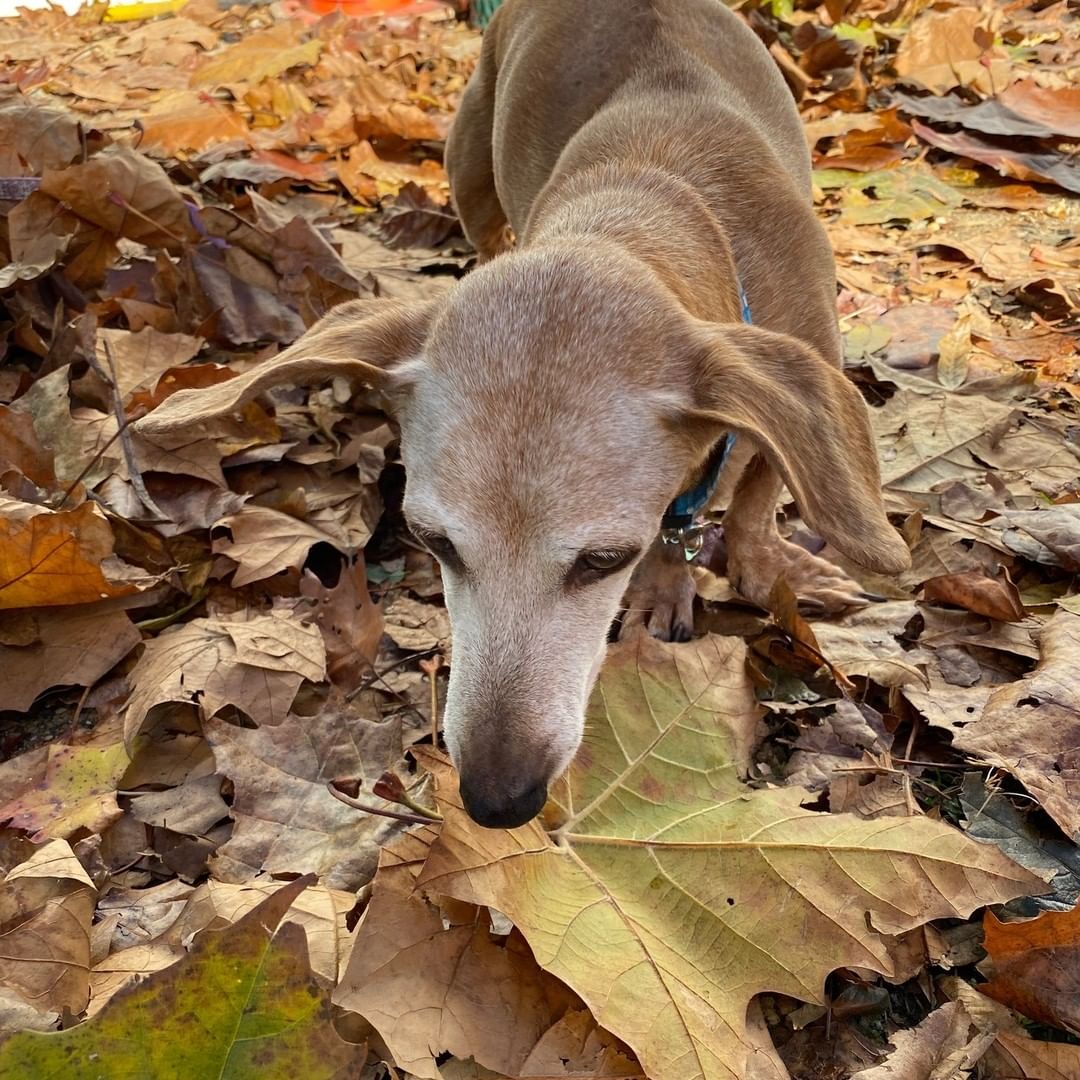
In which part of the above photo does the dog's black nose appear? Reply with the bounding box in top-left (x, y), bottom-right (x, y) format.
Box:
top-left (459, 778), bottom-right (548, 829)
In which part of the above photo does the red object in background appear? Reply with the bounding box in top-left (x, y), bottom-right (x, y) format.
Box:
top-left (302, 0), bottom-right (444, 14)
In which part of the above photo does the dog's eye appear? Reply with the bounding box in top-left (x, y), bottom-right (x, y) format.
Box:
top-left (570, 548), bottom-right (638, 584)
top-left (416, 531), bottom-right (462, 570)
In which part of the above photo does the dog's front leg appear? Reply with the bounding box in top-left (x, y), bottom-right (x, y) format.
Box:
top-left (724, 454), bottom-right (876, 614)
top-left (620, 536), bottom-right (696, 642)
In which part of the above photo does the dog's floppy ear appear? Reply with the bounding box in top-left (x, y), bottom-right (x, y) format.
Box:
top-left (137, 298), bottom-right (437, 436)
top-left (685, 322), bottom-right (910, 574)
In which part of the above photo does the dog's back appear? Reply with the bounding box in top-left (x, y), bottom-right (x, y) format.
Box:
top-left (486, 0), bottom-right (808, 228)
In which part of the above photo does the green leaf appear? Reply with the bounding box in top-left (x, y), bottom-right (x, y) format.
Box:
top-left (417, 634), bottom-right (1045, 1080)
top-left (0, 875), bottom-right (365, 1079)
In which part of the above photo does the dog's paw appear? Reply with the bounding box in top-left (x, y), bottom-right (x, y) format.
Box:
top-left (729, 537), bottom-right (873, 616)
top-left (620, 541), bottom-right (696, 642)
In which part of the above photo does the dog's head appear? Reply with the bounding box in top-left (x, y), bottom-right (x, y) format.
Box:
top-left (138, 243), bottom-right (908, 829)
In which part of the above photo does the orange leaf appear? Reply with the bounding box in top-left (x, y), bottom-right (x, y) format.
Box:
top-left (0, 501), bottom-right (138, 610)
top-left (982, 903), bottom-right (1080, 1035)
top-left (922, 570), bottom-right (1025, 622)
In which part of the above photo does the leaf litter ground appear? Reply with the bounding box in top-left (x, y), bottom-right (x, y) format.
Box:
top-left (0, 1), bottom-right (1079, 1078)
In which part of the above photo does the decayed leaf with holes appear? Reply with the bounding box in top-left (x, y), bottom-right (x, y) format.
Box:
top-left (415, 635), bottom-right (1039, 1080)
top-left (1, 607), bottom-right (141, 712)
top-left (203, 695), bottom-right (403, 889)
top-left (950, 611), bottom-right (1080, 840)
top-left (0, 877), bottom-right (367, 1079)
top-left (123, 612), bottom-right (326, 744)
top-left (0, 500), bottom-right (139, 610)
top-left (980, 903), bottom-right (1080, 1034)
top-left (0, 717), bottom-right (130, 841)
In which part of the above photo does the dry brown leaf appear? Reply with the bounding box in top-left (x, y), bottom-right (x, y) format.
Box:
top-left (337, 827), bottom-right (636, 1079)
top-left (0, 606), bottom-right (141, 713)
top-left (94, 327), bottom-right (204, 403)
top-left (944, 979), bottom-right (1080, 1080)
top-left (0, 500), bottom-right (139, 610)
top-left (203, 694), bottom-right (403, 889)
top-left (213, 505), bottom-right (342, 586)
top-left (383, 594), bottom-right (451, 654)
top-left (893, 7), bottom-right (1011, 96)
top-left (923, 571), bottom-right (1025, 623)
top-left (123, 612), bottom-right (327, 744)
top-left (950, 611), bottom-right (1080, 839)
top-left (129, 775), bottom-right (229, 838)
top-left (299, 560), bottom-right (383, 692)
top-left (980, 903), bottom-right (1080, 1034)
top-left (190, 25), bottom-right (321, 88)
top-left (0, 842), bottom-right (95, 1016)
top-left (39, 145), bottom-right (198, 249)
top-left (850, 1000), bottom-right (995, 1079)
top-left (163, 878), bottom-right (356, 985)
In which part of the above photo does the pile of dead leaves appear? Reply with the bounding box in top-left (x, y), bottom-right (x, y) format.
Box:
top-left (1, 0), bottom-right (1079, 1078)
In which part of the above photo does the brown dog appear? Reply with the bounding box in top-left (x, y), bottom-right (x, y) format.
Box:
top-left (140, 0), bottom-right (910, 829)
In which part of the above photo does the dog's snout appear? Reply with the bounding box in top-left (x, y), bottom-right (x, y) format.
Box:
top-left (459, 776), bottom-right (548, 830)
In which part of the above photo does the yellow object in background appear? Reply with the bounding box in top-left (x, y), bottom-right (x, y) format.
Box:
top-left (103, 0), bottom-right (187, 22)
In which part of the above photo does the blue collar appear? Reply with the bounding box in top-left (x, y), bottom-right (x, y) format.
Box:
top-left (660, 281), bottom-right (751, 536)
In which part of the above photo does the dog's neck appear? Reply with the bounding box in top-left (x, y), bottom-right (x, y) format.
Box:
top-left (525, 161), bottom-right (746, 326)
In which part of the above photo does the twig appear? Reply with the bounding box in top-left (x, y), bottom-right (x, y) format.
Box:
top-left (420, 653), bottom-right (442, 748)
top-left (326, 781), bottom-right (440, 825)
top-left (134, 587), bottom-right (207, 632)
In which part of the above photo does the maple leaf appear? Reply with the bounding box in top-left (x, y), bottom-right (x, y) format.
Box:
top-left (415, 634), bottom-right (1043, 1080)
top-left (123, 612), bottom-right (327, 744)
top-left (0, 500), bottom-right (139, 610)
top-left (204, 695), bottom-right (403, 889)
top-left (0, 877), bottom-right (366, 1079)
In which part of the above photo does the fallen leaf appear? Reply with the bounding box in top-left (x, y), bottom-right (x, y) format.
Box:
top-left (849, 1000), bottom-right (995, 1079)
top-left (0, 500), bottom-right (139, 610)
top-left (191, 25), bottom-right (322, 88)
top-left (213, 505), bottom-right (342, 586)
top-left (383, 594), bottom-right (451, 654)
top-left (911, 119), bottom-right (1080, 195)
top-left (945, 978), bottom-right (1080, 1080)
top-left (299, 560), bottom-right (383, 692)
top-left (0, 876), bottom-right (367, 1078)
top-left (416, 634), bottom-right (1039, 1080)
top-left (960, 772), bottom-right (1079, 914)
top-left (123, 612), bottom-right (327, 743)
top-left (923, 570), bottom-right (1025, 622)
top-left (40, 145), bottom-right (198, 249)
top-left (952, 611), bottom-right (1080, 840)
top-left (338, 828), bottom-right (591, 1080)
top-left (893, 7), bottom-right (1010, 97)
top-left (204, 694), bottom-right (403, 889)
top-left (0, 607), bottom-right (141, 713)
top-left (0, 717), bottom-right (130, 841)
top-left (981, 902), bottom-right (1080, 1034)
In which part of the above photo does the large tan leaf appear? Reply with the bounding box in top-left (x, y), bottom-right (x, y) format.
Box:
top-left (417, 635), bottom-right (1042, 1080)
top-left (123, 612), bottom-right (326, 744)
top-left (214, 506), bottom-right (342, 586)
top-left (337, 828), bottom-right (638, 1080)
